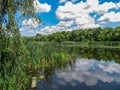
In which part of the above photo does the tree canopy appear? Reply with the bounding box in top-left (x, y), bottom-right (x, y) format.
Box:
top-left (35, 26), bottom-right (120, 42)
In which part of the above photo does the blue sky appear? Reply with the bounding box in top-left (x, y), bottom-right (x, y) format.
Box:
top-left (20, 0), bottom-right (120, 36)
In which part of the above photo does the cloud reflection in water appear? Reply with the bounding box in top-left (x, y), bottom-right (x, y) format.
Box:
top-left (37, 58), bottom-right (120, 90)
top-left (55, 58), bottom-right (120, 86)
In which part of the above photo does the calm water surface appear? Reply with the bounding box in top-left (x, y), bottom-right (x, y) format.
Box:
top-left (37, 48), bottom-right (120, 90)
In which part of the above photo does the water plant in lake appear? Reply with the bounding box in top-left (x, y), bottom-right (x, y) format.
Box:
top-left (23, 41), bottom-right (71, 68)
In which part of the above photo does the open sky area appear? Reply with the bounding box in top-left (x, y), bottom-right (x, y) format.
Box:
top-left (20, 0), bottom-right (120, 36)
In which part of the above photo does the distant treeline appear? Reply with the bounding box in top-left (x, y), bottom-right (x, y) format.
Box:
top-left (26, 26), bottom-right (120, 42)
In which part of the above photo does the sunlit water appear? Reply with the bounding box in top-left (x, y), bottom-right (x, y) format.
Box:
top-left (37, 58), bottom-right (120, 90)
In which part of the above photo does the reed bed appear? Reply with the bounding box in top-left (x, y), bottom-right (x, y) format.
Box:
top-left (0, 40), bottom-right (73, 90)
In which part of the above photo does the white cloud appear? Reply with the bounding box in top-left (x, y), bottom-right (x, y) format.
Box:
top-left (37, 21), bottom-right (75, 35)
top-left (87, 0), bottom-right (99, 8)
top-left (56, 1), bottom-right (100, 31)
top-left (22, 18), bottom-right (39, 29)
top-left (57, 20), bottom-right (74, 27)
top-left (20, 18), bottom-right (40, 35)
top-left (86, 1), bottom-right (116, 14)
top-left (98, 12), bottom-right (120, 24)
top-left (37, 20), bottom-right (99, 35)
top-left (96, 2), bottom-right (116, 14)
top-left (33, 0), bottom-right (51, 13)
top-left (75, 14), bottom-right (94, 25)
top-left (56, 0), bottom-right (120, 19)
top-left (56, 2), bottom-right (88, 20)
top-left (77, 23), bottom-right (100, 29)
top-left (56, 0), bottom-right (117, 20)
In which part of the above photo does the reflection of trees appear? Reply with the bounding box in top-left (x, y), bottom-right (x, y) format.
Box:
top-left (61, 46), bottom-right (120, 64)
top-left (76, 48), bottom-right (120, 64)
top-left (44, 67), bottom-right (55, 82)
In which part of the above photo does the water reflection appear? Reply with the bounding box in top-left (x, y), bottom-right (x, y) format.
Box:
top-left (68, 47), bottom-right (120, 64)
top-left (37, 58), bottom-right (120, 90)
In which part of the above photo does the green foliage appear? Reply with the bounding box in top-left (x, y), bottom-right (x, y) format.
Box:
top-left (35, 26), bottom-right (120, 42)
top-left (53, 52), bottom-right (69, 61)
top-left (0, 0), bottom-right (40, 90)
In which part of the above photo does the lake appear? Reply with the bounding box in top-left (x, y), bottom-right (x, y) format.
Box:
top-left (36, 47), bottom-right (120, 90)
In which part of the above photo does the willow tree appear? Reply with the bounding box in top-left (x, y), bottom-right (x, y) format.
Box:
top-left (0, 0), bottom-right (40, 89)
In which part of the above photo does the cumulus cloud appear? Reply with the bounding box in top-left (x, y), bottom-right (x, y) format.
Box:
top-left (56, 2), bottom-right (88, 20)
top-left (56, 0), bottom-right (117, 21)
top-left (55, 1), bottom-right (100, 32)
top-left (57, 20), bottom-right (74, 27)
top-left (33, 0), bottom-right (51, 13)
top-left (98, 12), bottom-right (120, 24)
top-left (87, 0), bottom-right (99, 8)
top-left (37, 21), bottom-right (74, 35)
top-left (22, 18), bottom-right (39, 29)
top-left (20, 18), bottom-right (40, 35)
top-left (37, 20), bottom-right (99, 35)
top-left (96, 2), bottom-right (116, 14)
top-left (56, 0), bottom-right (120, 20)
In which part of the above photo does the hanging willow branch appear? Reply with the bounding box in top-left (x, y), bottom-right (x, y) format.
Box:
top-left (0, 0), bottom-right (40, 76)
